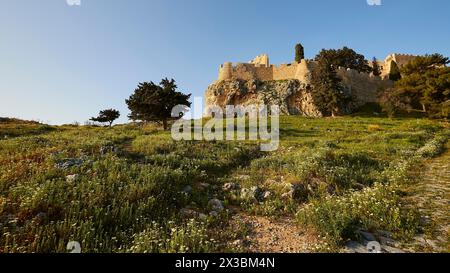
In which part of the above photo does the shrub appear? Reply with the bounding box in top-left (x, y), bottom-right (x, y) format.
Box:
top-left (368, 124), bottom-right (382, 132)
top-left (297, 183), bottom-right (419, 248)
top-left (127, 219), bottom-right (215, 253)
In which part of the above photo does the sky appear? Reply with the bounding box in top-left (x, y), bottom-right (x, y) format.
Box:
top-left (0, 0), bottom-right (449, 124)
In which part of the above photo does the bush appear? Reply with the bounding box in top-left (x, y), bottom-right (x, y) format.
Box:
top-left (297, 183), bottom-right (419, 248)
top-left (415, 133), bottom-right (448, 158)
top-left (127, 219), bottom-right (215, 253)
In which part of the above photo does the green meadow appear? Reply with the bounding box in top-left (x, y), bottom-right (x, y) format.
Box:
top-left (0, 115), bottom-right (448, 252)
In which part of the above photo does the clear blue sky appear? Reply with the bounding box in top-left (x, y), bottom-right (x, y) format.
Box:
top-left (1, 0), bottom-right (449, 124)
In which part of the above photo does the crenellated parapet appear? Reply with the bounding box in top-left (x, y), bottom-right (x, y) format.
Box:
top-left (217, 56), bottom-right (314, 83)
top-left (218, 52), bottom-right (418, 83)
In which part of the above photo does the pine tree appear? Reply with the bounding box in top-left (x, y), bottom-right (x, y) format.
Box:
top-left (311, 53), bottom-right (344, 117)
top-left (126, 78), bottom-right (191, 129)
top-left (380, 54), bottom-right (449, 118)
top-left (372, 57), bottom-right (381, 76)
top-left (388, 61), bottom-right (401, 81)
top-left (90, 109), bottom-right (120, 127)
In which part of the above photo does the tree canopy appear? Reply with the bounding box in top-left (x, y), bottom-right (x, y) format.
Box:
top-left (90, 109), bottom-right (120, 127)
top-left (315, 46), bottom-right (372, 73)
top-left (311, 50), bottom-right (346, 117)
top-left (388, 61), bottom-right (401, 81)
top-left (126, 78), bottom-right (191, 129)
top-left (380, 54), bottom-right (449, 118)
top-left (372, 57), bottom-right (381, 77)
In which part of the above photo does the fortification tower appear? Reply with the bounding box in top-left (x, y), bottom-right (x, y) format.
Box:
top-left (294, 59), bottom-right (311, 84)
top-left (250, 54), bottom-right (270, 67)
top-left (218, 62), bottom-right (233, 81)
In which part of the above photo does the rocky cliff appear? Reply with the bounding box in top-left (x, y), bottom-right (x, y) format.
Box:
top-left (205, 79), bottom-right (323, 117)
top-left (205, 74), bottom-right (393, 117)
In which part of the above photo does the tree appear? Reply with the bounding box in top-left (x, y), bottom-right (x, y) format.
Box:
top-left (315, 47), bottom-right (372, 73)
top-left (295, 43), bottom-right (305, 62)
top-left (126, 78), bottom-right (191, 129)
top-left (372, 57), bottom-right (381, 77)
top-left (380, 54), bottom-right (449, 118)
top-left (311, 51), bottom-right (345, 117)
top-left (378, 88), bottom-right (411, 117)
top-left (90, 109), bottom-right (120, 127)
top-left (388, 61), bottom-right (401, 81)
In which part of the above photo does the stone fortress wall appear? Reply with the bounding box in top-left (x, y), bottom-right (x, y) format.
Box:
top-left (215, 53), bottom-right (417, 105)
top-left (207, 51), bottom-right (418, 117)
top-left (218, 53), bottom-right (417, 83)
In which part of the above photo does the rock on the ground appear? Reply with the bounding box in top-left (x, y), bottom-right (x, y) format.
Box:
top-left (100, 144), bottom-right (119, 155)
top-left (223, 182), bottom-right (240, 192)
top-left (181, 185), bottom-right (193, 194)
top-left (262, 191), bottom-right (272, 200)
top-left (208, 198), bottom-right (224, 212)
top-left (55, 158), bottom-right (84, 170)
top-left (180, 208), bottom-right (199, 218)
top-left (65, 174), bottom-right (79, 183)
top-left (359, 230), bottom-right (376, 242)
top-left (241, 186), bottom-right (265, 202)
top-left (344, 241), bottom-right (368, 253)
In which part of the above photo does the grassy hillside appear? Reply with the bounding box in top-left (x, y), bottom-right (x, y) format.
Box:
top-left (0, 116), bottom-right (448, 252)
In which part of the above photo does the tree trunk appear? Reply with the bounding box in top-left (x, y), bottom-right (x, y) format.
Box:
top-left (422, 103), bottom-right (427, 113)
top-left (331, 109), bottom-right (337, 117)
top-left (163, 119), bottom-right (168, 130)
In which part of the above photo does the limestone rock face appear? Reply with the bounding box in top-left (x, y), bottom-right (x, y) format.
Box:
top-left (204, 79), bottom-right (322, 117)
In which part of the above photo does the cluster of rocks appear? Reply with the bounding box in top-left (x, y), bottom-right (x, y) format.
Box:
top-left (55, 158), bottom-right (84, 170)
top-left (179, 182), bottom-right (224, 220)
top-left (223, 182), bottom-right (271, 203)
top-left (99, 144), bottom-right (120, 155)
top-left (343, 230), bottom-right (405, 253)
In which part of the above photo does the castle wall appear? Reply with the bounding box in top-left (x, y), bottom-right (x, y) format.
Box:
top-left (254, 65), bottom-right (273, 81)
top-left (336, 68), bottom-right (393, 105)
top-left (218, 60), bottom-right (312, 83)
top-left (273, 63), bottom-right (298, 80)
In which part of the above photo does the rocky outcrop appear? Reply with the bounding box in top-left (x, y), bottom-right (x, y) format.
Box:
top-left (205, 79), bottom-right (322, 117)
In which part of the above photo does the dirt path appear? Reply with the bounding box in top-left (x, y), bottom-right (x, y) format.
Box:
top-left (404, 142), bottom-right (450, 252)
top-left (229, 213), bottom-right (318, 253)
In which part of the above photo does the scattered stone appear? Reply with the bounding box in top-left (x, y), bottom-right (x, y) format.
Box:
top-left (181, 185), bottom-right (193, 194)
top-left (223, 182), bottom-right (240, 192)
top-left (180, 208), bottom-right (199, 218)
top-left (100, 144), bottom-right (119, 155)
top-left (55, 158), bottom-right (83, 170)
top-left (65, 174), bottom-right (80, 183)
top-left (379, 236), bottom-right (396, 247)
top-left (344, 240), bottom-right (368, 253)
top-left (262, 191), bottom-right (272, 200)
top-left (240, 186), bottom-right (264, 202)
top-left (208, 198), bottom-right (224, 212)
top-left (209, 211), bottom-right (219, 217)
top-left (250, 186), bottom-right (264, 202)
top-left (232, 239), bottom-right (242, 246)
top-left (359, 230), bottom-right (376, 242)
top-left (31, 212), bottom-right (47, 224)
top-left (236, 175), bottom-right (250, 180)
top-left (382, 245), bottom-right (405, 253)
top-left (198, 182), bottom-right (210, 190)
top-left (281, 191), bottom-right (293, 200)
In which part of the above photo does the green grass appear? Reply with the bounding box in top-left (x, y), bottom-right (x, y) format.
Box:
top-left (0, 116), bottom-right (448, 252)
